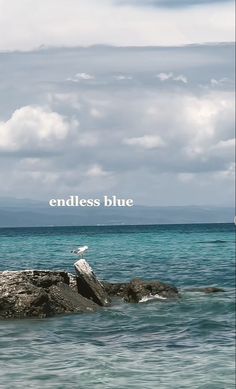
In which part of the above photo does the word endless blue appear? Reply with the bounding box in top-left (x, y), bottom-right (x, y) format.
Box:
top-left (49, 195), bottom-right (134, 207)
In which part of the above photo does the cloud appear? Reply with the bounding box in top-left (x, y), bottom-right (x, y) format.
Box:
top-left (156, 72), bottom-right (173, 81)
top-left (85, 164), bottom-right (110, 177)
top-left (0, 106), bottom-right (74, 153)
top-left (209, 138), bottom-right (235, 159)
top-left (76, 73), bottom-right (94, 80)
top-left (90, 108), bottom-right (105, 119)
top-left (0, 44), bottom-right (234, 206)
top-left (210, 77), bottom-right (229, 87)
top-left (173, 75), bottom-right (188, 83)
top-left (67, 73), bottom-right (95, 82)
top-left (123, 135), bottom-right (165, 149)
top-left (156, 72), bottom-right (188, 83)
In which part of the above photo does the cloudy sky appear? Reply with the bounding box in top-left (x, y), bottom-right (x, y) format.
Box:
top-left (0, 0), bottom-right (235, 206)
top-left (0, 0), bottom-right (235, 49)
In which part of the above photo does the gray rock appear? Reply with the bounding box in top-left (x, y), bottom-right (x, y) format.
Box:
top-left (103, 278), bottom-right (180, 303)
top-left (68, 272), bottom-right (78, 292)
top-left (74, 259), bottom-right (111, 306)
top-left (0, 270), bottom-right (98, 319)
top-left (102, 281), bottom-right (129, 297)
top-left (48, 282), bottom-right (98, 314)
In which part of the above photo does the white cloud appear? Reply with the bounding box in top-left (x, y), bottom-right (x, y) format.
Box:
top-left (156, 72), bottom-right (173, 81)
top-left (90, 108), bottom-right (105, 118)
top-left (173, 74), bottom-right (188, 83)
top-left (0, 106), bottom-right (73, 152)
top-left (210, 77), bottom-right (229, 87)
top-left (183, 93), bottom-right (234, 150)
top-left (156, 72), bottom-right (188, 83)
top-left (124, 135), bottom-right (165, 149)
top-left (85, 164), bottom-right (110, 177)
top-left (75, 73), bottom-right (95, 80)
top-left (211, 78), bottom-right (220, 86)
top-left (210, 138), bottom-right (235, 159)
top-left (67, 73), bottom-right (95, 82)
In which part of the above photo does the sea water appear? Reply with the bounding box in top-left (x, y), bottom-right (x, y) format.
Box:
top-left (0, 224), bottom-right (235, 388)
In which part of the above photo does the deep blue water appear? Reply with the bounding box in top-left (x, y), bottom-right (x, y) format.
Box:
top-left (0, 223), bottom-right (235, 388)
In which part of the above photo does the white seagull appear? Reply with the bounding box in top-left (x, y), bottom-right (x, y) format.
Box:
top-left (71, 245), bottom-right (88, 258)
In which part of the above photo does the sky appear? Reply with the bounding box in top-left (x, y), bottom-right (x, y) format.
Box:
top-left (0, 0), bottom-right (235, 50)
top-left (0, 0), bottom-right (235, 206)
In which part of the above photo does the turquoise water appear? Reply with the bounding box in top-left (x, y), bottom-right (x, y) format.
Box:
top-left (0, 224), bottom-right (235, 388)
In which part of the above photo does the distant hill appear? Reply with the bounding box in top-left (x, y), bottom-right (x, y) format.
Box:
top-left (0, 198), bottom-right (234, 227)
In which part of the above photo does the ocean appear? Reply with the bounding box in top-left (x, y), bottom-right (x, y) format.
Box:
top-left (0, 223), bottom-right (235, 388)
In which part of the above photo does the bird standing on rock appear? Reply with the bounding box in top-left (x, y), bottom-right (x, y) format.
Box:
top-left (71, 245), bottom-right (88, 259)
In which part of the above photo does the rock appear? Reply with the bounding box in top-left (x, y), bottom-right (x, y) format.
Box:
top-left (102, 281), bottom-right (129, 297)
top-left (48, 282), bottom-right (98, 314)
top-left (0, 270), bottom-right (98, 319)
top-left (0, 263), bottom-right (225, 320)
top-left (103, 278), bottom-right (179, 303)
top-left (74, 259), bottom-right (111, 306)
top-left (185, 287), bottom-right (225, 294)
top-left (68, 272), bottom-right (78, 292)
top-left (123, 279), bottom-right (180, 303)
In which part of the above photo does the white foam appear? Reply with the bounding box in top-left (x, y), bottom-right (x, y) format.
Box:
top-left (139, 294), bottom-right (167, 303)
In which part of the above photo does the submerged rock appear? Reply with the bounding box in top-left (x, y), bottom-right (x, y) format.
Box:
top-left (0, 270), bottom-right (98, 319)
top-left (103, 278), bottom-right (180, 303)
top-left (74, 259), bottom-right (111, 306)
top-left (185, 287), bottom-right (225, 294)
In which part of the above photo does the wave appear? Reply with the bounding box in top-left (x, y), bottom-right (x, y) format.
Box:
top-left (197, 240), bottom-right (229, 244)
top-left (139, 294), bottom-right (167, 303)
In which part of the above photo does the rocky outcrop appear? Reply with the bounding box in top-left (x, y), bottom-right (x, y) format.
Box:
top-left (74, 259), bottom-right (111, 306)
top-left (0, 262), bottom-right (225, 320)
top-left (0, 270), bottom-right (98, 319)
top-left (103, 278), bottom-right (180, 302)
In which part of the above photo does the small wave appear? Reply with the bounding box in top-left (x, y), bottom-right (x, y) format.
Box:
top-left (139, 294), bottom-right (167, 303)
top-left (197, 240), bottom-right (228, 244)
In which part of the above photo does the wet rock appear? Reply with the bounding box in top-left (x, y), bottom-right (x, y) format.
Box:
top-left (74, 259), bottom-right (111, 306)
top-left (185, 287), bottom-right (225, 294)
top-left (102, 281), bottom-right (129, 297)
top-left (103, 278), bottom-right (180, 303)
top-left (0, 270), bottom-right (98, 319)
top-left (123, 279), bottom-right (180, 303)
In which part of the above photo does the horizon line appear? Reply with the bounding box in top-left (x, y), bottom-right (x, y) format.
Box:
top-left (0, 41), bottom-right (234, 54)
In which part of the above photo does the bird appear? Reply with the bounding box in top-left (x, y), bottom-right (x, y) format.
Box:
top-left (71, 245), bottom-right (88, 259)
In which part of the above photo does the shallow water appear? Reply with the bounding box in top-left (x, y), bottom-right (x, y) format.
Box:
top-left (0, 224), bottom-right (235, 388)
